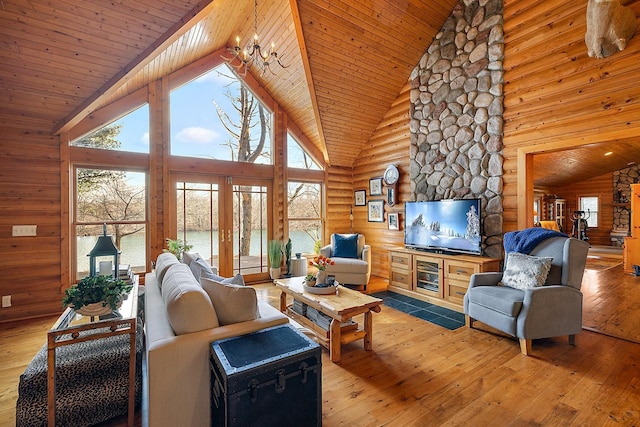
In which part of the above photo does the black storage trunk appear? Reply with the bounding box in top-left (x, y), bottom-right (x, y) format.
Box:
top-left (210, 324), bottom-right (322, 427)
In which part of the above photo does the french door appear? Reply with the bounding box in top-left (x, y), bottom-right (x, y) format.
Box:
top-left (174, 174), bottom-right (272, 282)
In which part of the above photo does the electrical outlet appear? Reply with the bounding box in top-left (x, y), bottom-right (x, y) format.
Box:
top-left (2, 296), bottom-right (11, 308)
top-left (12, 225), bottom-right (37, 236)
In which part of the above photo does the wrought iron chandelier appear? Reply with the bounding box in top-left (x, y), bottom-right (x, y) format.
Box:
top-left (223, 0), bottom-right (288, 76)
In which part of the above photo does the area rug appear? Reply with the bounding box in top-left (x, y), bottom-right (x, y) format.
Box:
top-left (371, 291), bottom-right (465, 330)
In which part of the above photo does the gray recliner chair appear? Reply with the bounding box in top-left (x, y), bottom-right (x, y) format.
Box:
top-left (464, 235), bottom-right (590, 355)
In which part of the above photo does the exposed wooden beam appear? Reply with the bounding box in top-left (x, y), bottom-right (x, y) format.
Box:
top-left (289, 0), bottom-right (330, 165)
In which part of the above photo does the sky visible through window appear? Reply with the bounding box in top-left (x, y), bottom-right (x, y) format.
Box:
top-left (107, 64), bottom-right (312, 167)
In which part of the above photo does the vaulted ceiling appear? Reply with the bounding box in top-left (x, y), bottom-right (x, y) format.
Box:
top-left (0, 0), bottom-right (634, 183)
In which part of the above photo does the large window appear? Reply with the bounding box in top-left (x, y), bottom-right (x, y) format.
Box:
top-left (71, 104), bottom-right (149, 153)
top-left (287, 132), bottom-right (320, 170)
top-left (170, 66), bottom-right (272, 164)
top-left (288, 182), bottom-right (322, 255)
top-left (74, 168), bottom-right (147, 279)
top-left (578, 196), bottom-right (599, 227)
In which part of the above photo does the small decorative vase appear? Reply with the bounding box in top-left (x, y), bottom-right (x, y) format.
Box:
top-left (316, 270), bottom-right (327, 285)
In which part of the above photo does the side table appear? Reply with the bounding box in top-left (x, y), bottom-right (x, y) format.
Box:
top-left (47, 276), bottom-right (139, 426)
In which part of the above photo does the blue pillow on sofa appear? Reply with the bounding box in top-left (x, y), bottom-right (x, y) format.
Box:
top-left (333, 234), bottom-right (358, 258)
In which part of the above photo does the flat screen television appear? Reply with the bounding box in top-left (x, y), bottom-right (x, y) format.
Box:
top-left (404, 199), bottom-right (482, 255)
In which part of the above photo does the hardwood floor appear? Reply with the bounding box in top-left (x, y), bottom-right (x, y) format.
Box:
top-left (2, 273), bottom-right (639, 426)
top-left (582, 247), bottom-right (640, 343)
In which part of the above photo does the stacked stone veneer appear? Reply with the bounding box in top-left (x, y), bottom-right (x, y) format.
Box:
top-left (409, 0), bottom-right (504, 258)
top-left (613, 165), bottom-right (640, 232)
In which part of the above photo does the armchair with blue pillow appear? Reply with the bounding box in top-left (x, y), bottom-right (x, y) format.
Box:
top-left (320, 233), bottom-right (371, 290)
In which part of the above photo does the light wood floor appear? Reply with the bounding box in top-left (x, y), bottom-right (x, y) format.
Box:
top-left (2, 272), bottom-right (639, 426)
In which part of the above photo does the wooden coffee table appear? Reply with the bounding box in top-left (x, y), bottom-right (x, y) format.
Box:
top-left (275, 277), bottom-right (382, 362)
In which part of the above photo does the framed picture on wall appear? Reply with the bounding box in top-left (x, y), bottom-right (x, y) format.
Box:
top-left (388, 213), bottom-right (399, 230)
top-left (368, 200), bottom-right (384, 222)
top-left (354, 190), bottom-right (366, 206)
top-left (369, 178), bottom-right (383, 196)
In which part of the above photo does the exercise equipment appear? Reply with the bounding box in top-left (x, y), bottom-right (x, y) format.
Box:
top-left (571, 210), bottom-right (590, 241)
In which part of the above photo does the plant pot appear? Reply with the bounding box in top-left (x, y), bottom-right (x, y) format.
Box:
top-left (269, 267), bottom-right (281, 280)
top-left (73, 302), bottom-right (113, 317)
top-left (304, 278), bottom-right (317, 287)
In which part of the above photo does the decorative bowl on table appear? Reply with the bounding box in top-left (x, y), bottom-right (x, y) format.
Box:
top-left (303, 284), bottom-right (338, 295)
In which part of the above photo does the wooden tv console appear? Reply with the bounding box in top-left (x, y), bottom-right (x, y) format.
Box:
top-left (387, 248), bottom-right (500, 313)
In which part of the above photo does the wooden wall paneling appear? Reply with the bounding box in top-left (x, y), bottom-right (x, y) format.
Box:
top-left (0, 128), bottom-right (64, 322)
top-left (350, 82), bottom-right (411, 280)
top-left (502, 0), bottom-right (640, 233)
top-left (325, 166), bottom-right (353, 244)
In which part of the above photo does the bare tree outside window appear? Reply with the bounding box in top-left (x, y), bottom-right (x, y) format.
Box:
top-left (214, 80), bottom-right (272, 257)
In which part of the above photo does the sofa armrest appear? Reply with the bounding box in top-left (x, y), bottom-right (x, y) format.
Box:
top-left (468, 272), bottom-right (503, 289)
top-left (361, 244), bottom-right (372, 274)
top-left (320, 244), bottom-right (332, 258)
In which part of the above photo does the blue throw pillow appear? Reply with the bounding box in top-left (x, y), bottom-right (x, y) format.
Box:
top-left (333, 234), bottom-right (358, 258)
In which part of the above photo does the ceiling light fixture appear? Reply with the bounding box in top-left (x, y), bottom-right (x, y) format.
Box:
top-left (604, 151), bottom-right (613, 156)
top-left (222, 0), bottom-right (288, 77)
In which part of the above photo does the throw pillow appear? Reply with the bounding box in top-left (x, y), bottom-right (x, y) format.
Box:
top-left (200, 278), bottom-right (260, 325)
top-left (181, 251), bottom-right (202, 267)
top-left (500, 252), bottom-right (553, 290)
top-left (189, 257), bottom-right (216, 283)
top-left (333, 234), bottom-right (358, 258)
top-left (200, 271), bottom-right (246, 286)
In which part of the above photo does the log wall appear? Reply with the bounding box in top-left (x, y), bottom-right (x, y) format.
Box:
top-left (501, 0), bottom-right (640, 231)
top-left (351, 83), bottom-right (412, 279)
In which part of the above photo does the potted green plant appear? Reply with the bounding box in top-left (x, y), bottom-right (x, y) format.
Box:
top-left (268, 240), bottom-right (283, 280)
top-left (63, 275), bottom-right (133, 317)
top-left (164, 238), bottom-right (193, 261)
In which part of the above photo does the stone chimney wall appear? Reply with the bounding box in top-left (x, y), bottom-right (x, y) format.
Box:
top-left (613, 165), bottom-right (639, 232)
top-left (409, 0), bottom-right (504, 258)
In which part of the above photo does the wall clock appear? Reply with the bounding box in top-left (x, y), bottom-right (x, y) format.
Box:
top-left (383, 164), bottom-right (399, 206)
top-left (383, 164), bottom-right (399, 186)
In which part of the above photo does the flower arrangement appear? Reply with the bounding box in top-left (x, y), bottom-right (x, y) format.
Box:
top-left (308, 255), bottom-right (334, 271)
top-left (63, 275), bottom-right (133, 312)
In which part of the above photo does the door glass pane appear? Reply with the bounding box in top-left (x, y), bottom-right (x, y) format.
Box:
top-left (233, 184), bottom-right (268, 275)
top-left (176, 181), bottom-right (219, 268)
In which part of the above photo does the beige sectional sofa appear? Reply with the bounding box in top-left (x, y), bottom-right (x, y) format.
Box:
top-left (144, 253), bottom-right (289, 427)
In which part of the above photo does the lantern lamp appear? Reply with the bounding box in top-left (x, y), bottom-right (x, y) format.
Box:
top-left (88, 223), bottom-right (120, 278)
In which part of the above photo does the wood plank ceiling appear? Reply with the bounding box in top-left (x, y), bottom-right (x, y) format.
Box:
top-left (0, 0), bottom-right (634, 183)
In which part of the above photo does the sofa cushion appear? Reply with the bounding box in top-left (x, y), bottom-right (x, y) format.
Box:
top-left (326, 258), bottom-right (368, 274)
top-left (333, 234), bottom-right (359, 258)
top-left (201, 278), bottom-right (260, 326)
top-left (162, 264), bottom-right (219, 334)
top-left (469, 285), bottom-right (525, 317)
top-left (500, 252), bottom-right (553, 290)
top-left (155, 252), bottom-right (180, 285)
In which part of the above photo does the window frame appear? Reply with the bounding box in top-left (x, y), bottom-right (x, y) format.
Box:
top-left (577, 195), bottom-right (599, 228)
